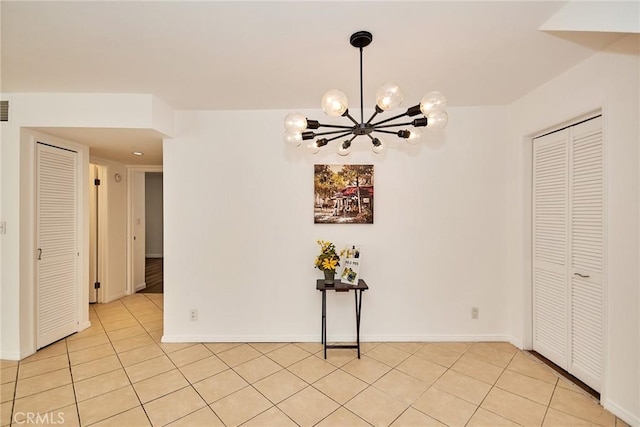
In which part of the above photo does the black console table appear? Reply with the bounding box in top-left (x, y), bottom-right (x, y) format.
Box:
top-left (316, 278), bottom-right (368, 359)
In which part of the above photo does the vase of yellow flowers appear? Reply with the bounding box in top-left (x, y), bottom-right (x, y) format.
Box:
top-left (315, 240), bottom-right (340, 285)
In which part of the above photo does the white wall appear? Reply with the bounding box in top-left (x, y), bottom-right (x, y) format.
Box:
top-left (163, 105), bottom-right (509, 342)
top-left (0, 117), bottom-right (20, 358)
top-left (145, 172), bottom-right (164, 257)
top-left (506, 34), bottom-right (640, 425)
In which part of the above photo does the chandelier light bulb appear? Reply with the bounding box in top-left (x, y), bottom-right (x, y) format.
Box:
top-left (337, 141), bottom-right (352, 156)
top-left (371, 138), bottom-right (386, 154)
top-left (321, 89), bottom-right (349, 117)
top-left (426, 111), bottom-right (449, 131)
top-left (307, 141), bottom-right (321, 154)
top-left (420, 91), bottom-right (447, 116)
top-left (407, 128), bottom-right (422, 144)
top-left (283, 130), bottom-right (302, 146)
top-left (375, 83), bottom-right (404, 111)
top-left (284, 112), bottom-right (308, 131)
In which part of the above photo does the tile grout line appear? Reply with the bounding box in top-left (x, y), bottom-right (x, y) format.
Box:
top-left (406, 345), bottom-right (517, 427)
top-left (539, 376), bottom-right (561, 427)
top-left (224, 344), bottom-right (310, 424)
top-left (91, 301), bottom-right (152, 426)
top-left (178, 348), bottom-right (242, 424)
top-left (462, 349), bottom-right (515, 427)
top-left (313, 355), bottom-right (403, 426)
top-left (109, 296), bottom-right (185, 424)
top-left (64, 339), bottom-right (83, 427)
top-left (114, 296), bottom-right (199, 427)
top-left (8, 358), bottom-right (19, 426)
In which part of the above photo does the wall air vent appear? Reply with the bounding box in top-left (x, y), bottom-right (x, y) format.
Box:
top-left (0, 101), bottom-right (8, 122)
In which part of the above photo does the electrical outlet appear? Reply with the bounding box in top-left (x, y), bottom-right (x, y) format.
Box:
top-left (189, 309), bottom-right (198, 321)
top-left (471, 307), bottom-right (479, 319)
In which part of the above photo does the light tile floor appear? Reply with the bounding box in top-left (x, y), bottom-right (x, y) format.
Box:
top-left (0, 294), bottom-right (631, 427)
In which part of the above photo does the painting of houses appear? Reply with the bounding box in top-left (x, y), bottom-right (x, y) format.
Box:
top-left (314, 164), bottom-right (374, 224)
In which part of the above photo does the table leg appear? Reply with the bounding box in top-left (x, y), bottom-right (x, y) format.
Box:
top-left (322, 290), bottom-right (327, 359)
top-left (355, 289), bottom-right (363, 359)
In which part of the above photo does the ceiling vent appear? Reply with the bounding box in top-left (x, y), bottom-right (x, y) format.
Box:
top-left (0, 101), bottom-right (8, 122)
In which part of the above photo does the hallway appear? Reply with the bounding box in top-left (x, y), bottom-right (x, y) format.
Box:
top-left (139, 258), bottom-right (163, 294)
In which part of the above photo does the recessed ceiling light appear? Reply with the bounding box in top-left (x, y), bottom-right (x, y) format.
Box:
top-left (132, 151), bottom-right (144, 156)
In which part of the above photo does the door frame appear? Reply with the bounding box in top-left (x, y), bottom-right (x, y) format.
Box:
top-left (126, 165), bottom-right (163, 295)
top-left (89, 163), bottom-right (108, 303)
top-left (22, 129), bottom-right (90, 357)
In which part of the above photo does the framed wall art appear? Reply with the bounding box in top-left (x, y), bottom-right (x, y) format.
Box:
top-left (314, 164), bottom-right (374, 224)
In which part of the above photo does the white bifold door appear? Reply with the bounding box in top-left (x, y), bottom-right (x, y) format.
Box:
top-left (533, 116), bottom-right (604, 392)
top-left (36, 142), bottom-right (79, 349)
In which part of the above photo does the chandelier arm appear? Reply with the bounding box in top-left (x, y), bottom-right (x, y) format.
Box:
top-left (314, 129), bottom-right (357, 137)
top-left (365, 109), bottom-right (380, 125)
top-left (372, 121), bottom-right (414, 130)
top-left (373, 129), bottom-right (403, 136)
top-left (344, 111), bottom-right (360, 126)
top-left (370, 111), bottom-right (410, 127)
top-left (317, 123), bottom-right (355, 130)
top-left (324, 131), bottom-right (354, 143)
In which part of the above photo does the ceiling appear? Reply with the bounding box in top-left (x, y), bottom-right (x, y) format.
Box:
top-left (31, 127), bottom-right (166, 165)
top-left (1, 1), bottom-right (629, 164)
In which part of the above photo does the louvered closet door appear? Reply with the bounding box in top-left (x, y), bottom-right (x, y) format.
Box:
top-left (533, 116), bottom-right (604, 392)
top-left (569, 116), bottom-right (603, 391)
top-left (533, 128), bottom-right (570, 369)
top-left (36, 143), bottom-right (79, 349)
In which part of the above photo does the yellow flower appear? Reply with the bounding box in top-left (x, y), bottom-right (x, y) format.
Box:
top-left (321, 258), bottom-right (338, 271)
top-left (315, 240), bottom-right (340, 271)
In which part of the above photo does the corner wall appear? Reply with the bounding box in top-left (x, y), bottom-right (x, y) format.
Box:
top-left (0, 93), bottom-right (174, 359)
top-left (506, 34), bottom-right (640, 425)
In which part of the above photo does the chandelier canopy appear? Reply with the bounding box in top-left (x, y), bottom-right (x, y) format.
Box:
top-left (284, 31), bottom-right (449, 155)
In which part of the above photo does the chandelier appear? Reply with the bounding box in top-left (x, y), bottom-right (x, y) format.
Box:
top-left (283, 31), bottom-right (448, 155)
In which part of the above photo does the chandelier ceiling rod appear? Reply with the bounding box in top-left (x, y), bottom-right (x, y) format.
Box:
top-left (356, 32), bottom-right (367, 125)
top-left (283, 30), bottom-right (449, 155)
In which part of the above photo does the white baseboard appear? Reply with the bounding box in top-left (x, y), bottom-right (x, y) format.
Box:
top-left (508, 335), bottom-right (525, 349)
top-left (362, 334), bottom-right (512, 342)
top-left (78, 321), bottom-right (92, 332)
top-left (161, 333), bottom-right (513, 344)
top-left (0, 350), bottom-right (24, 361)
top-left (134, 282), bottom-right (147, 292)
top-left (145, 254), bottom-right (163, 258)
top-left (161, 334), bottom-right (320, 343)
top-left (0, 343), bottom-right (36, 360)
top-left (103, 291), bottom-right (128, 303)
top-left (604, 399), bottom-right (639, 427)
